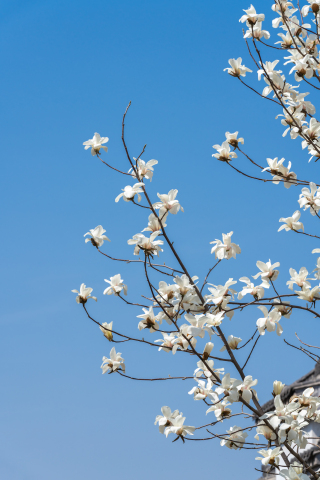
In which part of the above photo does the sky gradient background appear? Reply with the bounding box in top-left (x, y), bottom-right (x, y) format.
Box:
top-left (1, 1), bottom-right (320, 479)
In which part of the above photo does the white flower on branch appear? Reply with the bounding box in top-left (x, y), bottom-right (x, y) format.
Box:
top-left (155, 332), bottom-right (179, 354)
top-left (206, 279), bottom-right (237, 306)
top-left (173, 274), bottom-right (198, 296)
top-left (255, 416), bottom-right (279, 441)
top-left (275, 108), bottom-right (305, 139)
top-left (237, 375), bottom-right (258, 403)
top-left (276, 31), bottom-right (294, 48)
top-left (137, 306), bottom-right (162, 332)
top-left (220, 425), bottom-right (248, 450)
top-left (115, 182), bottom-right (144, 203)
top-left (210, 231), bottom-right (241, 260)
top-left (278, 211), bottom-right (304, 232)
top-left (223, 58), bottom-right (252, 77)
top-left (164, 415), bottom-right (195, 439)
top-left (202, 341), bottom-right (214, 360)
top-left (256, 447), bottom-right (283, 467)
top-left (225, 131), bottom-right (244, 147)
top-left (289, 56), bottom-right (314, 82)
top-left (273, 299), bottom-right (292, 319)
top-left (257, 60), bottom-right (282, 82)
top-left (287, 267), bottom-right (312, 290)
top-left (142, 213), bottom-right (167, 233)
top-left (103, 274), bottom-right (128, 296)
top-left (212, 141), bottom-right (237, 162)
top-left (72, 283), bottom-right (97, 304)
top-left (313, 256), bottom-right (320, 280)
top-left (298, 182), bottom-right (320, 215)
top-left (189, 378), bottom-right (218, 402)
top-left (83, 133), bottom-right (109, 156)
top-left (262, 158), bottom-right (297, 189)
top-left (99, 321), bottom-right (113, 341)
top-left (279, 467), bottom-right (309, 480)
top-left (256, 306), bottom-right (283, 336)
top-left (194, 359), bottom-right (224, 381)
top-left (84, 225), bottom-right (111, 247)
top-left (301, 118), bottom-right (320, 149)
top-left (239, 5), bottom-right (265, 25)
top-left (295, 285), bottom-right (320, 303)
top-left (243, 21), bottom-right (270, 40)
top-left (153, 189), bottom-right (184, 217)
top-left (253, 259), bottom-right (280, 283)
top-left (206, 399), bottom-right (232, 421)
top-left (155, 406), bottom-right (181, 434)
top-left (273, 380), bottom-right (285, 396)
top-left (238, 277), bottom-right (266, 300)
top-left (220, 335), bottom-right (242, 352)
top-left (101, 347), bottom-right (125, 374)
top-left (127, 231), bottom-right (164, 256)
top-left (215, 373), bottom-right (241, 403)
top-left (182, 313), bottom-right (215, 339)
top-left (129, 158), bottom-right (158, 182)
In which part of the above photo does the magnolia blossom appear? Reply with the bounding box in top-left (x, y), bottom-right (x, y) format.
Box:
top-left (194, 359), bottom-right (224, 380)
top-left (255, 416), bottom-right (279, 441)
top-left (225, 131), bottom-right (244, 147)
top-left (155, 332), bottom-right (179, 354)
top-left (202, 342), bottom-right (214, 360)
top-left (212, 141), bottom-right (238, 161)
top-left (238, 277), bottom-right (266, 300)
top-left (220, 335), bottom-right (242, 352)
top-left (295, 285), bottom-right (320, 303)
top-left (142, 213), bottom-right (167, 233)
top-left (206, 399), bottom-right (232, 421)
top-left (279, 467), bottom-right (309, 480)
top-left (298, 183), bottom-right (320, 215)
top-left (243, 22), bottom-right (270, 40)
top-left (273, 299), bottom-right (292, 319)
top-left (128, 231), bottom-right (163, 256)
top-left (239, 5), bottom-right (265, 25)
top-left (72, 283), bottom-right (97, 304)
top-left (101, 347), bottom-right (125, 374)
top-left (220, 425), bottom-right (248, 450)
top-left (253, 259), bottom-right (280, 283)
top-left (256, 306), bottom-right (283, 336)
top-left (99, 321), bottom-right (113, 341)
top-left (287, 267), bottom-right (312, 290)
top-left (278, 211), bottom-right (304, 232)
top-left (115, 183), bottom-right (144, 203)
top-left (129, 158), bottom-right (158, 181)
top-left (83, 133), bottom-right (109, 155)
top-left (210, 231), bottom-right (241, 260)
top-left (164, 415), bottom-right (196, 439)
top-left (273, 380), bottom-right (285, 396)
top-left (84, 225), bottom-right (111, 247)
top-left (237, 375), bottom-right (258, 403)
top-left (256, 447), bottom-right (282, 466)
top-left (216, 373), bottom-right (241, 403)
top-left (224, 57), bottom-right (252, 77)
top-left (155, 406), bottom-right (180, 434)
top-left (188, 378), bottom-right (218, 402)
top-left (103, 274), bottom-right (128, 296)
top-left (137, 306), bottom-right (162, 332)
top-left (153, 189), bottom-right (183, 217)
top-left (262, 158), bottom-right (297, 188)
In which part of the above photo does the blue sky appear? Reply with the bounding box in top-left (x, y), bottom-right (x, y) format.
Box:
top-left (1, 1), bottom-right (320, 479)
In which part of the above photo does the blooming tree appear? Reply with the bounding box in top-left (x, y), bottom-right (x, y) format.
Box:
top-left (72, 2), bottom-right (320, 478)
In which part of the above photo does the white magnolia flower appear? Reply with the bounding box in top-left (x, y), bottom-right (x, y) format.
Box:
top-left (72, 283), bottom-right (97, 304)
top-left (155, 406), bottom-right (181, 434)
top-left (273, 380), bottom-right (285, 396)
top-left (295, 285), bottom-right (320, 303)
top-left (224, 57), bottom-right (252, 77)
top-left (256, 447), bottom-right (282, 466)
top-left (212, 141), bottom-right (238, 161)
top-left (101, 347), bottom-right (125, 374)
top-left (137, 306), bottom-right (162, 332)
top-left (255, 416), bottom-right (279, 441)
top-left (115, 182), bottom-right (144, 203)
top-left (220, 335), bottom-right (242, 352)
top-left (84, 225), bottom-right (111, 247)
top-left (238, 277), bottom-right (266, 300)
top-left (298, 183), bottom-right (320, 215)
top-left (301, 118), bottom-right (320, 149)
top-left (237, 375), bottom-right (258, 403)
top-left (103, 274), bottom-right (128, 296)
top-left (129, 158), bottom-right (158, 181)
top-left (313, 256), bottom-right (320, 280)
top-left (189, 378), bottom-right (218, 402)
top-left (256, 306), bottom-right (283, 336)
top-left (289, 56), bottom-right (314, 82)
top-left (206, 279), bottom-right (237, 306)
top-left (153, 189), bottom-right (184, 216)
top-left (216, 373), bottom-right (241, 403)
top-left (155, 332), bottom-right (179, 354)
top-left (210, 231), bottom-right (241, 260)
top-left (164, 415), bottom-right (195, 439)
top-left (174, 274), bottom-right (198, 296)
top-left (202, 342), bottom-right (214, 360)
top-left (243, 21), bottom-right (270, 40)
top-left (206, 399), bottom-right (232, 421)
top-left (128, 231), bottom-right (164, 256)
top-left (278, 211), bottom-right (304, 232)
top-left (83, 133), bottom-right (109, 156)
top-left (142, 213), bottom-right (167, 233)
top-left (239, 5), bottom-right (265, 25)
top-left (273, 299), bottom-right (292, 319)
top-left (225, 131), bottom-right (244, 147)
top-left (262, 158), bottom-right (297, 188)
top-left (99, 321), bottom-right (113, 341)
top-left (194, 359), bottom-right (224, 380)
top-left (279, 467), bottom-right (309, 480)
top-left (253, 259), bottom-right (280, 283)
top-left (220, 425), bottom-right (248, 450)
top-left (287, 267), bottom-right (312, 290)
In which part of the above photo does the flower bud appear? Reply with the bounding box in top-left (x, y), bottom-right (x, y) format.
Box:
top-left (203, 342), bottom-right (214, 360)
top-left (100, 322), bottom-right (113, 341)
top-left (292, 462), bottom-right (303, 474)
top-left (312, 3), bottom-right (320, 13)
top-left (273, 380), bottom-right (285, 396)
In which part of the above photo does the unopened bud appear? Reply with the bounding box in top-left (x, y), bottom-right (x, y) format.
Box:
top-left (312, 3), bottom-right (320, 13)
top-left (203, 342), bottom-right (214, 360)
top-left (273, 380), bottom-right (285, 396)
top-left (292, 462), bottom-right (303, 474)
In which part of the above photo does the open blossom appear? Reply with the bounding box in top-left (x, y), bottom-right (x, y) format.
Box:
top-left (83, 133), bottom-right (109, 155)
top-left (298, 183), bottom-right (320, 215)
top-left (237, 375), bottom-right (258, 403)
top-left (220, 425), bottom-right (248, 450)
top-left (224, 57), bottom-right (252, 77)
top-left (225, 131), bottom-right (244, 147)
top-left (142, 213), bottom-right (167, 233)
top-left (153, 189), bottom-right (183, 216)
top-left (287, 267), bottom-right (312, 290)
top-left (128, 231), bottom-right (163, 256)
top-left (155, 332), bottom-right (179, 354)
top-left (103, 274), bottom-right (128, 296)
top-left (289, 57), bottom-right (314, 82)
top-left (239, 5), bottom-right (265, 25)
top-left (273, 299), bottom-right (292, 319)
top-left (188, 378), bottom-right (218, 402)
top-left (155, 406), bottom-right (181, 434)
top-left (194, 359), bottom-right (224, 380)
top-left (301, 118), bottom-right (320, 149)
top-left (129, 158), bottom-right (158, 181)
top-left (279, 467), bottom-right (309, 480)
top-left (212, 141), bottom-right (237, 161)
top-left (262, 158), bottom-right (297, 188)
top-left (243, 21), bottom-right (270, 40)
top-left (295, 285), bottom-right (320, 303)
top-left (137, 306), bottom-right (162, 332)
top-left (84, 225), bottom-right (111, 247)
top-left (115, 183), bottom-right (144, 203)
top-left (278, 211), bottom-right (304, 232)
top-left (72, 284), bottom-right (97, 304)
top-left (216, 373), bottom-right (241, 403)
top-left (238, 277), bottom-right (266, 300)
top-left (220, 335), bottom-right (242, 352)
top-left (256, 447), bottom-right (282, 466)
top-left (206, 279), bottom-right (237, 306)
top-left (255, 416), bottom-right (279, 441)
top-left (206, 399), bottom-right (232, 421)
top-left (99, 321), bottom-right (113, 341)
top-left (101, 347), bottom-right (125, 374)
top-left (182, 313), bottom-right (214, 339)
top-left (164, 415), bottom-right (195, 439)
top-left (253, 259), bottom-right (280, 283)
top-left (256, 306), bottom-right (283, 336)
top-left (210, 231), bottom-right (241, 260)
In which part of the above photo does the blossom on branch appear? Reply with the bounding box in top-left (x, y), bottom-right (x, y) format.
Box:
top-left (129, 158), bottom-right (158, 181)
top-left (223, 58), bottom-right (252, 77)
top-left (72, 284), bottom-right (97, 304)
top-left (210, 231), bottom-right (241, 260)
top-left (115, 182), bottom-right (144, 203)
top-left (153, 189), bottom-right (184, 216)
top-left (212, 141), bottom-right (237, 162)
top-left (84, 225), bottom-right (111, 247)
top-left (220, 425), bottom-right (248, 450)
top-left (101, 347), bottom-right (125, 374)
top-left (128, 231), bottom-right (164, 256)
top-left (103, 274), bottom-right (128, 296)
top-left (256, 306), bottom-right (283, 336)
top-left (278, 211), bottom-right (304, 232)
top-left (83, 133), bottom-right (109, 156)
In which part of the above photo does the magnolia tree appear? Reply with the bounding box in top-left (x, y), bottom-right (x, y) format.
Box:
top-left (72, 1), bottom-right (320, 479)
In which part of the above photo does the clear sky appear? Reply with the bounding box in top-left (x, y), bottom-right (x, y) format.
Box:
top-left (1, 1), bottom-right (320, 479)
